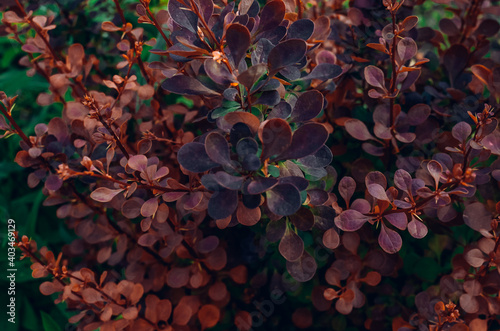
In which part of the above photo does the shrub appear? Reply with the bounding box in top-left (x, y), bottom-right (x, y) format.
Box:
top-left (1, 0), bottom-right (500, 330)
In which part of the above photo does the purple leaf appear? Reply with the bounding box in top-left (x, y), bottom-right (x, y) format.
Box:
top-left (237, 64), bottom-right (268, 88)
top-left (287, 19), bottom-right (315, 40)
top-left (364, 65), bottom-right (386, 90)
top-left (279, 227), bottom-right (304, 261)
top-left (168, 0), bottom-right (198, 33)
top-left (335, 209), bottom-right (369, 231)
top-left (90, 187), bottom-right (124, 203)
top-left (205, 132), bottom-right (232, 167)
top-left (128, 155), bottom-right (148, 172)
top-left (161, 75), bottom-right (219, 96)
top-left (208, 189), bottom-right (238, 219)
top-left (268, 39), bottom-right (307, 74)
top-left (339, 176), bottom-right (356, 205)
top-left (378, 224), bottom-right (402, 254)
top-left (394, 169), bottom-right (412, 191)
top-left (452, 122), bottom-right (472, 142)
top-left (463, 202), bottom-right (492, 232)
top-left (367, 183), bottom-right (390, 201)
top-left (344, 119), bottom-right (375, 141)
top-left (286, 252), bottom-right (317, 282)
top-left (141, 197), bottom-right (159, 217)
top-left (365, 171), bottom-right (387, 189)
top-left (427, 160), bottom-right (443, 187)
top-left (257, 0), bottom-right (285, 34)
top-left (45, 175), bottom-right (63, 191)
top-left (397, 37), bottom-right (417, 63)
top-left (276, 123), bottom-right (329, 160)
top-left (289, 207), bottom-right (314, 231)
top-left (289, 90), bottom-right (324, 122)
top-left (384, 213), bottom-right (408, 230)
top-left (247, 177), bottom-right (278, 194)
top-left (301, 63), bottom-right (343, 81)
top-left (205, 59), bottom-right (236, 85)
top-left (266, 184), bottom-right (301, 216)
top-left (408, 218), bottom-right (428, 238)
top-left (226, 24), bottom-right (251, 66)
top-left (178, 142), bottom-right (219, 173)
top-left (258, 118), bottom-right (292, 160)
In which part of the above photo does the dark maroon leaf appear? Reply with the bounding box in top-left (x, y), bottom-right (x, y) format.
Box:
top-left (196, 236), bottom-right (219, 254)
top-left (307, 189), bottom-right (329, 205)
top-left (313, 206), bottom-right (336, 230)
top-left (439, 18), bottom-right (459, 36)
top-left (208, 189), bottom-right (238, 219)
top-left (178, 142), bottom-right (218, 172)
top-left (230, 123), bottom-right (253, 146)
top-left (45, 175), bottom-right (63, 191)
top-left (378, 224), bottom-right (402, 254)
top-left (289, 207), bottom-right (314, 231)
top-left (213, 172), bottom-right (244, 190)
top-left (407, 104), bottom-right (431, 126)
top-left (247, 177), bottom-right (278, 194)
top-left (257, 0), bottom-right (285, 34)
top-left (279, 227), bottom-right (304, 261)
top-left (268, 39), bottom-right (307, 74)
top-left (197, 0), bottom-right (213, 22)
top-left (298, 145), bottom-right (332, 168)
top-left (279, 176), bottom-right (309, 191)
top-left (287, 19), bottom-right (314, 40)
top-left (236, 137), bottom-right (259, 157)
top-left (443, 45), bottom-right (468, 85)
top-left (237, 64), bottom-right (268, 89)
top-left (162, 75), bottom-right (218, 96)
top-left (259, 118), bottom-right (292, 160)
top-left (205, 59), bottom-right (236, 85)
top-left (301, 63), bottom-right (343, 81)
top-left (290, 90), bottom-right (324, 122)
top-left (266, 218), bottom-right (286, 242)
top-left (168, 0), bottom-right (198, 33)
top-left (268, 101), bottom-right (292, 119)
top-left (226, 24), bottom-right (251, 66)
top-left (277, 123), bottom-right (329, 160)
top-left (475, 19), bottom-right (500, 37)
top-left (266, 184), bottom-right (301, 216)
top-left (286, 252), bottom-right (317, 282)
top-left (205, 132), bottom-right (232, 167)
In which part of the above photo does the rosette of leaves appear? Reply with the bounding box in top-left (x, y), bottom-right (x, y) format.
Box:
top-left (158, 0), bottom-right (342, 117)
top-left (177, 90), bottom-right (333, 220)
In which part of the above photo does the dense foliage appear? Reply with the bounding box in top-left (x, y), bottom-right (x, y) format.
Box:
top-left (1, 0), bottom-right (500, 330)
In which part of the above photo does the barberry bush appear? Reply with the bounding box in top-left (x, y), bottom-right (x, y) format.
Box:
top-left (1, 0), bottom-right (500, 330)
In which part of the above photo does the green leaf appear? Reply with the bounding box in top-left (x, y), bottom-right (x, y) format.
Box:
top-left (41, 311), bottom-right (62, 331)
